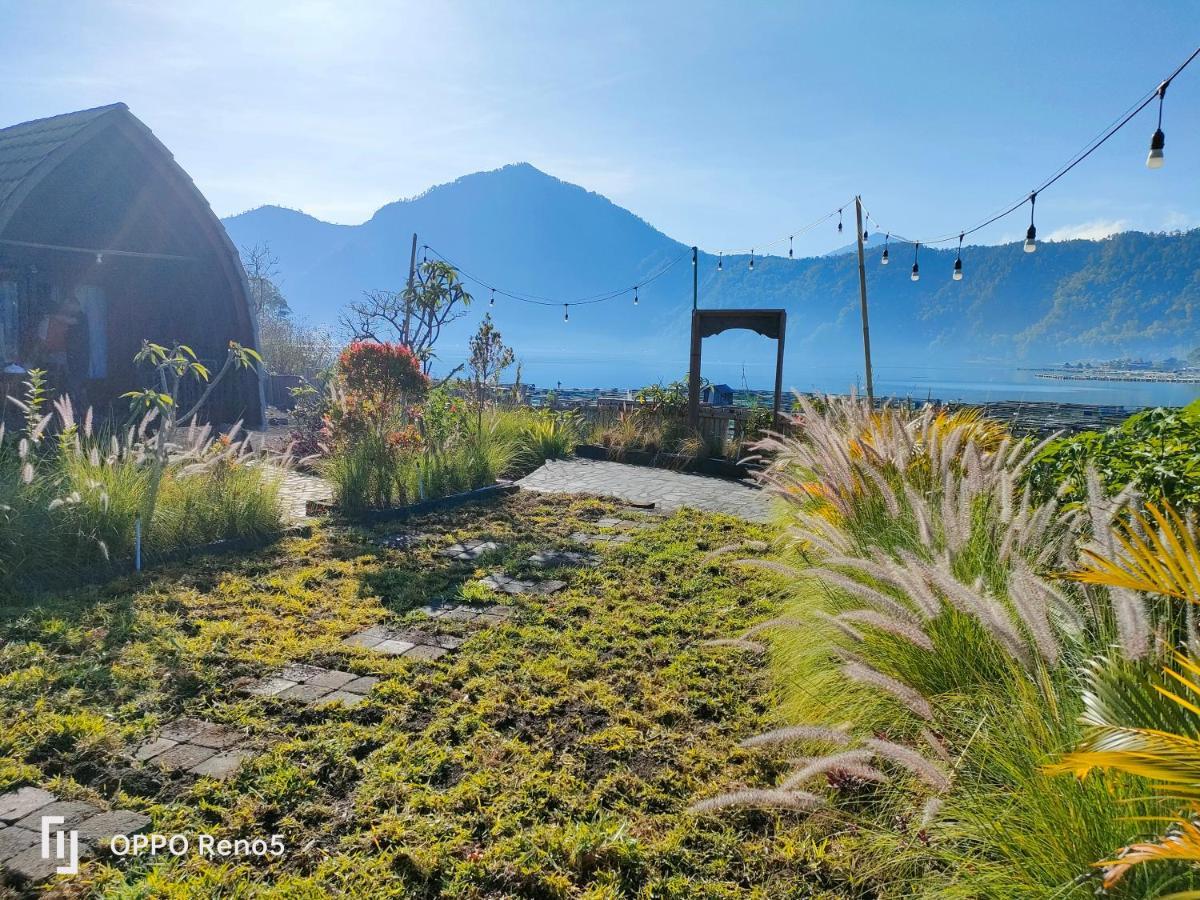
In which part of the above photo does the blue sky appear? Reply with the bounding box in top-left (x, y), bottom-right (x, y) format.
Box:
top-left (1, 1), bottom-right (1197, 255)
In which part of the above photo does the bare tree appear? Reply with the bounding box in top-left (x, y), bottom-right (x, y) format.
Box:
top-left (242, 243), bottom-right (288, 318)
top-left (340, 260), bottom-right (472, 376)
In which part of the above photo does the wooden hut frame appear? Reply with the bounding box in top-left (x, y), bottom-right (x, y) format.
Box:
top-left (687, 308), bottom-right (786, 428)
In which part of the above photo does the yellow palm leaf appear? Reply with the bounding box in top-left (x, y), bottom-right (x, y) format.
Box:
top-left (1098, 810), bottom-right (1200, 891)
top-left (1068, 502), bottom-right (1200, 605)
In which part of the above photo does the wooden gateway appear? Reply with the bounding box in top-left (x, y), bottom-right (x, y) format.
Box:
top-left (0, 104), bottom-right (264, 425)
top-left (687, 308), bottom-right (786, 427)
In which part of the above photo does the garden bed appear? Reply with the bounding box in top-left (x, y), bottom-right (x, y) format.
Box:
top-left (574, 442), bottom-right (755, 480)
top-left (306, 480), bottom-right (519, 522)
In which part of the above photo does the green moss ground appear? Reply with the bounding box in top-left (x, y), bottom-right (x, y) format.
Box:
top-left (0, 492), bottom-right (850, 898)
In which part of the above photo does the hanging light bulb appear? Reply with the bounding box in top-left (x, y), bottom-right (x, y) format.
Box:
top-left (788, 235), bottom-right (793, 259)
top-left (563, 304), bottom-right (569, 322)
top-left (717, 252), bottom-right (723, 271)
top-left (1023, 192), bottom-right (1037, 253)
top-left (1148, 80), bottom-right (1167, 168)
top-left (748, 250), bottom-right (754, 271)
top-left (863, 229), bottom-right (869, 242)
top-left (952, 234), bottom-right (963, 281)
top-left (633, 286), bottom-right (639, 306)
top-left (837, 209), bottom-right (843, 233)
top-left (881, 234), bottom-right (890, 265)
top-left (911, 243), bottom-right (920, 282)
top-left (489, 288), bottom-right (495, 306)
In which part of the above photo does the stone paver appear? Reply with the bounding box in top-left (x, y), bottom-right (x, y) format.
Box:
top-left (571, 531), bottom-right (634, 547)
top-left (437, 539), bottom-right (502, 561)
top-left (528, 549), bottom-right (597, 568)
top-left (477, 572), bottom-right (567, 596)
top-left (276, 469), bottom-right (333, 522)
top-left (134, 718), bottom-right (252, 779)
top-left (377, 531), bottom-right (435, 550)
top-left (241, 665), bottom-right (376, 708)
top-left (342, 624), bottom-right (466, 659)
top-left (0, 787), bottom-right (150, 883)
top-left (517, 458), bottom-right (771, 522)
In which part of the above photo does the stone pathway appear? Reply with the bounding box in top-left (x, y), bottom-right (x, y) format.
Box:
top-left (477, 572), bottom-right (566, 596)
top-left (133, 718), bottom-right (252, 780)
top-left (517, 458), bottom-right (772, 522)
top-left (277, 469), bottom-right (333, 522)
top-left (242, 665), bottom-right (378, 708)
top-left (437, 539), bottom-right (502, 561)
top-left (343, 624), bottom-right (465, 659)
top-left (0, 787), bottom-right (150, 882)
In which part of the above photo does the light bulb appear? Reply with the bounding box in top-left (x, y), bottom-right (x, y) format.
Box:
top-left (717, 253), bottom-right (723, 271)
top-left (1024, 224), bottom-right (1037, 253)
top-left (489, 289), bottom-right (495, 306)
top-left (953, 258), bottom-right (963, 281)
top-left (633, 287), bottom-right (639, 306)
top-left (748, 252), bottom-right (754, 271)
top-left (563, 305), bottom-right (569, 322)
top-left (1147, 128), bottom-right (1165, 168)
top-left (910, 263), bottom-right (920, 282)
top-left (881, 248), bottom-right (889, 265)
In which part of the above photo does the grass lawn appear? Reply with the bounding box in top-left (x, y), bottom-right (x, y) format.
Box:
top-left (0, 491), bottom-right (849, 898)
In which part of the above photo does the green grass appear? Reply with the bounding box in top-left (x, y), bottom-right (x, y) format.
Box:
top-left (0, 492), bottom-right (867, 897)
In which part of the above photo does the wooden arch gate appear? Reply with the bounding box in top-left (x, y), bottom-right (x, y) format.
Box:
top-left (687, 308), bottom-right (786, 428)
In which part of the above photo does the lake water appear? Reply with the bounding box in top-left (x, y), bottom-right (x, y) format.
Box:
top-left (490, 356), bottom-right (1200, 409)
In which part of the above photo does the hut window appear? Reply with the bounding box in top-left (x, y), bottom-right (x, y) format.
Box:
top-left (0, 281), bottom-right (17, 365)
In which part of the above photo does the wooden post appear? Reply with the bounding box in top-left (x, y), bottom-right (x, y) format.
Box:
top-left (773, 311), bottom-right (786, 422)
top-left (854, 196), bottom-right (874, 406)
top-left (692, 246), bottom-right (698, 310)
top-left (403, 232), bottom-right (418, 345)
top-left (688, 310), bottom-right (701, 428)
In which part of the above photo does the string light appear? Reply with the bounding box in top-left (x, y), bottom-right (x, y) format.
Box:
top-left (911, 243), bottom-right (920, 282)
top-left (837, 208), bottom-right (843, 233)
top-left (1148, 80), bottom-right (1167, 168)
top-left (717, 252), bottom-right (723, 271)
top-left (489, 288), bottom-right (495, 306)
top-left (749, 249), bottom-right (754, 271)
top-left (881, 234), bottom-right (889, 265)
top-left (788, 235), bottom-right (793, 259)
top-left (953, 233), bottom-right (963, 281)
top-left (563, 304), bottom-right (569, 322)
top-left (633, 285), bottom-right (639, 305)
top-left (1023, 192), bottom-right (1037, 253)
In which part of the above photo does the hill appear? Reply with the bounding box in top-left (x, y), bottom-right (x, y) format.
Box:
top-left (222, 164), bottom-right (1200, 385)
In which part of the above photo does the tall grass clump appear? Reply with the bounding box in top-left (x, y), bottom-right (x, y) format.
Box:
top-left (696, 394), bottom-right (1199, 898)
top-left (0, 389), bottom-right (283, 588)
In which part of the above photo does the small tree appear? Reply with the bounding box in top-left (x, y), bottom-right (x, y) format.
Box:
top-left (467, 314), bottom-right (514, 432)
top-left (242, 243), bottom-right (289, 319)
top-left (340, 260), bottom-right (472, 377)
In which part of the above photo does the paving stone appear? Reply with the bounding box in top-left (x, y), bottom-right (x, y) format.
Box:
top-left (306, 669), bottom-right (358, 690)
top-left (437, 539), bottom-right (501, 561)
top-left (151, 743), bottom-right (217, 773)
top-left (0, 825), bottom-right (39, 862)
top-left (12, 800), bottom-right (102, 832)
top-left (0, 787), bottom-right (56, 824)
top-left (377, 531), bottom-right (434, 550)
top-left (478, 573), bottom-right (566, 596)
top-left (5, 841), bottom-right (87, 882)
top-left (132, 737), bottom-right (178, 762)
top-left (441, 606), bottom-right (482, 622)
top-left (189, 750), bottom-right (251, 780)
top-left (401, 644), bottom-right (447, 661)
top-left (528, 549), bottom-right (596, 568)
top-left (243, 676), bottom-right (300, 697)
top-left (279, 663), bottom-right (328, 682)
top-left (341, 632), bottom-right (385, 649)
top-left (158, 717), bottom-right (210, 743)
top-left (374, 639), bottom-right (417, 656)
top-left (319, 690), bottom-right (367, 707)
top-left (342, 675), bottom-right (380, 694)
top-left (74, 810), bottom-right (151, 845)
top-left (278, 681), bottom-right (336, 703)
top-left (187, 722), bottom-right (246, 750)
top-left (595, 517), bottom-right (628, 528)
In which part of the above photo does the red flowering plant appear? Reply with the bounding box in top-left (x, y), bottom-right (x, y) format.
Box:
top-left (327, 341), bottom-right (430, 446)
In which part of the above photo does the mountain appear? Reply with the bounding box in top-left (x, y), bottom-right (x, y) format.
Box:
top-left (222, 164), bottom-right (1200, 386)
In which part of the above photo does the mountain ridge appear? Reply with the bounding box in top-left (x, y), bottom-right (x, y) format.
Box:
top-left (221, 163), bottom-right (1200, 381)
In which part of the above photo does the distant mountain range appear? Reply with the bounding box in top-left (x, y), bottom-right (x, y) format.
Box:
top-left (221, 163), bottom-right (1200, 384)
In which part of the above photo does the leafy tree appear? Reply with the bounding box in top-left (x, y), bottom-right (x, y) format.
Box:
top-left (341, 260), bottom-right (472, 377)
top-left (467, 313), bottom-right (514, 432)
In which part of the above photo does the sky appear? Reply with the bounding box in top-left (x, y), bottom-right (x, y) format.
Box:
top-left (1, 1), bottom-right (1198, 256)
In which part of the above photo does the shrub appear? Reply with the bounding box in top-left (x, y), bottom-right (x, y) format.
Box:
top-left (337, 341), bottom-right (428, 407)
top-left (511, 410), bottom-right (580, 475)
